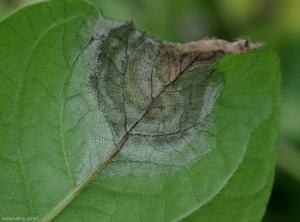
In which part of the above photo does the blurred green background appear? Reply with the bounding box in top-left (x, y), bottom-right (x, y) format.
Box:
top-left (1, 0), bottom-right (299, 221)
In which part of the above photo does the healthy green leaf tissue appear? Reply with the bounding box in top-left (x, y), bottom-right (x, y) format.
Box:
top-left (0, 0), bottom-right (281, 221)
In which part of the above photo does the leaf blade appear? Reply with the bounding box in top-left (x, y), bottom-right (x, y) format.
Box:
top-left (0, 1), bottom-right (281, 222)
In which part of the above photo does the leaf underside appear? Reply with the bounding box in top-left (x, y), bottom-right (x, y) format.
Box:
top-left (0, 0), bottom-right (281, 222)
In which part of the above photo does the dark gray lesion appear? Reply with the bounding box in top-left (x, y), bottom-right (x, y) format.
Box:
top-left (93, 22), bottom-right (262, 143)
top-left (131, 56), bottom-right (220, 137)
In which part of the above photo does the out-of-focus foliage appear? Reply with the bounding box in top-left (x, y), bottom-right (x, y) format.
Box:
top-left (1, 0), bottom-right (299, 221)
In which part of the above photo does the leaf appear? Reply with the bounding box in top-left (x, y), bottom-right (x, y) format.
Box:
top-left (0, 0), bottom-right (281, 222)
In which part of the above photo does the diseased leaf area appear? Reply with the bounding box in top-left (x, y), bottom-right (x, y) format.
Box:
top-left (96, 22), bottom-right (220, 141)
top-left (95, 22), bottom-right (262, 142)
top-left (0, 0), bottom-right (281, 222)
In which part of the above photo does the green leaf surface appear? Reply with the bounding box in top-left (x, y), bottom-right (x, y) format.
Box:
top-left (0, 0), bottom-right (281, 221)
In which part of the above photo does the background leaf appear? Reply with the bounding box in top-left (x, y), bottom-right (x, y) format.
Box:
top-left (0, 0), bottom-right (281, 221)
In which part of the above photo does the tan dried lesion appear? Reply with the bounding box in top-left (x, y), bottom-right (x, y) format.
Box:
top-left (171, 39), bottom-right (263, 54)
top-left (164, 39), bottom-right (264, 83)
